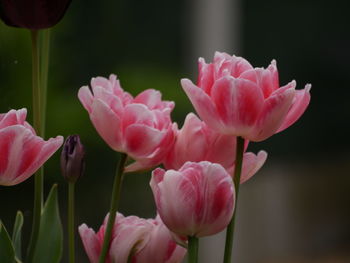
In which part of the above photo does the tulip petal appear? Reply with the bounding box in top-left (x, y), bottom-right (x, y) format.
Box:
top-left (11, 135), bottom-right (63, 186)
top-left (134, 216), bottom-right (186, 263)
top-left (124, 124), bottom-right (165, 158)
top-left (90, 99), bottom-right (123, 152)
top-left (213, 52), bottom-right (253, 79)
top-left (251, 84), bottom-right (296, 141)
top-left (164, 113), bottom-right (209, 170)
top-left (91, 86), bottom-right (125, 117)
top-left (240, 151), bottom-right (268, 184)
top-left (78, 86), bottom-right (94, 113)
top-left (254, 60), bottom-right (280, 98)
top-left (197, 58), bottom-right (215, 95)
top-left (0, 108), bottom-right (27, 129)
top-left (91, 74), bottom-right (118, 94)
top-left (134, 89), bottom-right (161, 107)
top-left (109, 217), bottom-right (152, 263)
top-left (78, 224), bottom-right (101, 263)
top-left (0, 125), bottom-right (63, 186)
top-left (122, 104), bottom-right (157, 128)
top-left (134, 89), bottom-right (174, 111)
top-left (211, 77), bottom-right (264, 136)
top-left (181, 78), bottom-right (225, 132)
top-left (205, 133), bottom-right (237, 169)
top-left (194, 162), bottom-right (234, 237)
top-left (277, 84), bottom-right (311, 133)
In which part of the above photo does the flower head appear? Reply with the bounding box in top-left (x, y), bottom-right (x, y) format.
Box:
top-left (78, 74), bottom-right (176, 172)
top-left (0, 108), bottom-right (63, 186)
top-left (182, 52), bottom-right (311, 141)
top-left (164, 113), bottom-right (267, 183)
top-left (79, 213), bottom-right (186, 263)
top-left (150, 161), bottom-right (235, 237)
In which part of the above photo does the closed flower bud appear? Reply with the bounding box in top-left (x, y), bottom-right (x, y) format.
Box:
top-left (0, 0), bottom-right (72, 29)
top-left (151, 161), bottom-right (235, 237)
top-left (61, 135), bottom-right (85, 183)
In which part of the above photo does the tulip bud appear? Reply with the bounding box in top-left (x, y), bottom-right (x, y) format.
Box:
top-left (0, 0), bottom-right (72, 29)
top-left (61, 135), bottom-right (85, 183)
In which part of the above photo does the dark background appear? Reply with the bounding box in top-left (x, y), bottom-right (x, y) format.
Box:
top-left (0, 0), bottom-right (349, 262)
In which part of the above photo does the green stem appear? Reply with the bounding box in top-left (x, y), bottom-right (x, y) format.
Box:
top-left (188, 236), bottom-right (199, 263)
top-left (68, 182), bottom-right (75, 263)
top-left (40, 29), bottom-right (50, 136)
top-left (30, 30), bottom-right (42, 135)
top-left (26, 30), bottom-right (43, 263)
top-left (99, 153), bottom-right (128, 263)
top-left (223, 136), bottom-right (245, 263)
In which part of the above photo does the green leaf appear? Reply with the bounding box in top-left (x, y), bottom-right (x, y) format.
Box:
top-left (32, 184), bottom-right (63, 263)
top-left (11, 211), bottom-right (23, 260)
top-left (0, 222), bottom-right (16, 263)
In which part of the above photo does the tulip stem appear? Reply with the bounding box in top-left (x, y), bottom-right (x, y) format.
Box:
top-left (99, 153), bottom-right (128, 263)
top-left (223, 136), bottom-right (245, 263)
top-left (26, 29), bottom-right (44, 263)
top-left (68, 182), bottom-right (75, 263)
top-left (40, 29), bottom-right (50, 136)
top-left (188, 236), bottom-right (199, 263)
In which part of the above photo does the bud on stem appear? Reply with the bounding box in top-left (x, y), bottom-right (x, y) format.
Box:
top-left (61, 135), bottom-right (85, 183)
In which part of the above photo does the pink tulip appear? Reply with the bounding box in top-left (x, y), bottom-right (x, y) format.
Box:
top-left (164, 113), bottom-right (267, 183)
top-left (150, 161), bottom-right (235, 237)
top-left (182, 52), bottom-right (311, 141)
top-left (0, 108), bottom-right (63, 186)
top-left (78, 213), bottom-right (186, 263)
top-left (78, 74), bottom-right (176, 172)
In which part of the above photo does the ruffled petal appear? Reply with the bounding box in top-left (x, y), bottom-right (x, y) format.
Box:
top-left (78, 86), bottom-right (94, 113)
top-left (163, 113), bottom-right (208, 170)
top-left (277, 84), bottom-right (311, 133)
top-left (211, 77), bottom-right (264, 136)
top-left (181, 78), bottom-right (225, 132)
top-left (124, 124), bottom-right (165, 158)
top-left (0, 108), bottom-right (27, 129)
top-left (197, 57), bottom-right (215, 95)
top-left (109, 217), bottom-right (152, 263)
top-left (90, 99), bottom-right (123, 152)
top-left (78, 224), bottom-right (101, 263)
top-left (213, 52), bottom-right (253, 79)
top-left (240, 151), bottom-right (268, 184)
top-left (0, 125), bottom-right (63, 186)
top-left (250, 84), bottom-right (295, 141)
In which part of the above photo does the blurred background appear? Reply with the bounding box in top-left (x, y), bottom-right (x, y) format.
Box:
top-left (1, 0), bottom-right (350, 262)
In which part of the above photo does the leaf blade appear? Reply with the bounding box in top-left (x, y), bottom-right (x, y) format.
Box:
top-left (32, 184), bottom-right (63, 263)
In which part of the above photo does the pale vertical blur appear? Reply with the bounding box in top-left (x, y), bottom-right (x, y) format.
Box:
top-left (187, 0), bottom-right (241, 64)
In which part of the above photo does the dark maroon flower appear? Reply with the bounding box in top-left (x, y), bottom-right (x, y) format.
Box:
top-left (0, 0), bottom-right (72, 29)
top-left (61, 135), bottom-right (85, 183)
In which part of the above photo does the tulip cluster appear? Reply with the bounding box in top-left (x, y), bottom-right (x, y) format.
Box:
top-left (0, 0), bottom-right (311, 259)
top-left (76, 52), bottom-right (310, 262)
top-left (0, 50), bottom-right (310, 262)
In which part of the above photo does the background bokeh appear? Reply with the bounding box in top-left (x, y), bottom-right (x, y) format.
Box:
top-left (1, 0), bottom-right (350, 262)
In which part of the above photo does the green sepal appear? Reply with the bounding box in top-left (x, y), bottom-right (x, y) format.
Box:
top-left (32, 184), bottom-right (63, 263)
top-left (11, 211), bottom-right (24, 260)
